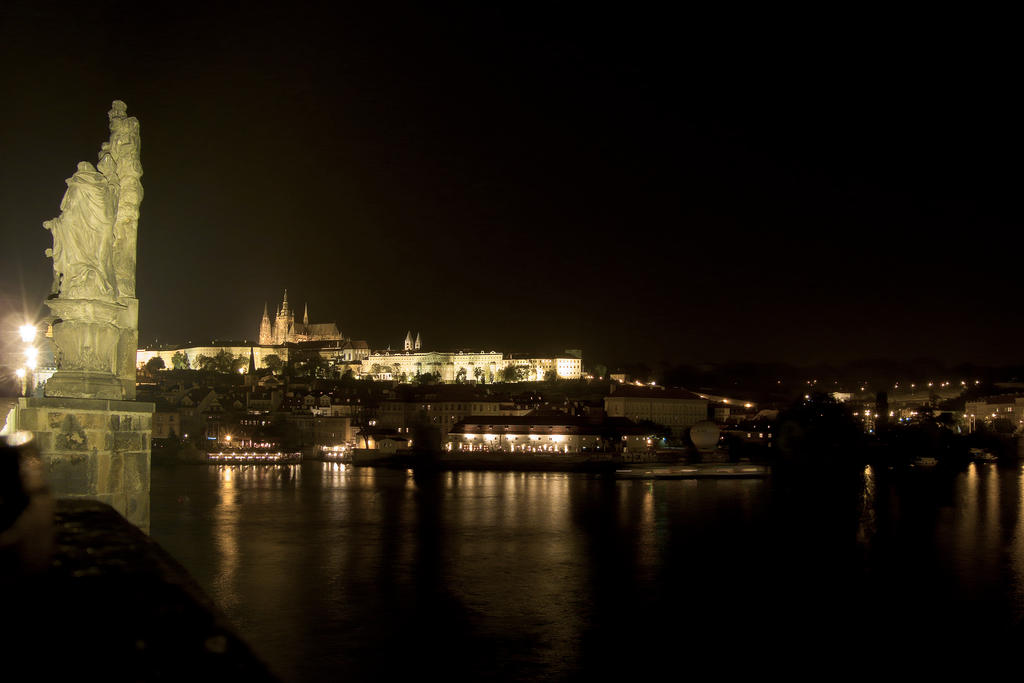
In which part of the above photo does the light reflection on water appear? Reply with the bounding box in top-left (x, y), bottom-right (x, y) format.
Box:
top-left (151, 462), bottom-right (1024, 681)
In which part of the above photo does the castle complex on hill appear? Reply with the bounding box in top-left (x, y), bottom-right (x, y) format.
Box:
top-left (137, 287), bottom-right (583, 382)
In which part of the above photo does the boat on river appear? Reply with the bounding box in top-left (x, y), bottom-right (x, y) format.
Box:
top-left (970, 448), bottom-right (998, 462)
top-left (614, 463), bottom-right (770, 479)
top-left (206, 449), bottom-right (302, 464)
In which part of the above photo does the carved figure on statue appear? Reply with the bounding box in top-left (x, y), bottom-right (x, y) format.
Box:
top-left (43, 161), bottom-right (117, 301)
top-left (107, 99), bottom-right (142, 300)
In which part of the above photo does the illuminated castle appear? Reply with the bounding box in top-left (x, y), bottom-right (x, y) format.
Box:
top-left (258, 290), bottom-right (343, 345)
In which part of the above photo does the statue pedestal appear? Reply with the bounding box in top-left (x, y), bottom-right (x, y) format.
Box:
top-left (45, 297), bottom-right (128, 400)
top-left (45, 371), bottom-right (125, 400)
top-left (13, 397), bottom-right (153, 533)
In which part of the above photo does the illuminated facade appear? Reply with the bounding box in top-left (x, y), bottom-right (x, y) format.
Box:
top-left (317, 340), bottom-right (371, 363)
top-left (446, 416), bottom-right (604, 454)
top-left (502, 355), bottom-right (583, 381)
top-left (362, 347), bottom-right (504, 383)
top-left (965, 395), bottom-right (1024, 433)
top-left (445, 415), bottom-right (652, 454)
top-left (138, 344), bottom-right (287, 371)
top-left (377, 391), bottom-right (523, 440)
top-left (361, 338), bottom-right (583, 383)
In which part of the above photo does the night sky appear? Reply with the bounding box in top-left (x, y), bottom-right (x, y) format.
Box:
top-left (2, 5), bottom-right (1020, 366)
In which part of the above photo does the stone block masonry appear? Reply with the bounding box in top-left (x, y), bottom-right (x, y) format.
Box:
top-left (14, 396), bottom-right (153, 533)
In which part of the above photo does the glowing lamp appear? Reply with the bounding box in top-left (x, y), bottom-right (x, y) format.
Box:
top-left (18, 324), bottom-right (36, 343)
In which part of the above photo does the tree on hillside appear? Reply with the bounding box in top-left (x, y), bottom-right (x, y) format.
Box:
top-left (296, 355), bottom-right (330, 378)
top-left (232, 354), bottom-right (249, 374)
top-left (196, 350), bottom-right (236, 374)
top-left (262, 354), bottom-right (283, 374)
top-left (145, 357), bottom-right (165, 376)
top-left (170, 351), bottom-right (189, 370)
top-left (499, 365), bottom-right (526, 383)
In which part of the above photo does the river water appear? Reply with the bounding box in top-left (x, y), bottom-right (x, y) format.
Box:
top-left (151, 462), bottom-right (1024, 681)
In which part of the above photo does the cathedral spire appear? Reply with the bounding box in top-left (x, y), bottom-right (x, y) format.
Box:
top-left (414, 332), bottom-right (421, 351)
top-left (245, 347), bottom-right (257, 388)
top-left (259, 302), bottom-right (273, 345)
top-left (303, 302), bottom-right (309, 326)
top-left (404, 330), bottom-right (413, 351)
top-left (282, 289), bottom-right (289, 313)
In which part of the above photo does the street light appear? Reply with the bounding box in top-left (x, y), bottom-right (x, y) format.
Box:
top-left (18, 323), bottom-right (39, 396)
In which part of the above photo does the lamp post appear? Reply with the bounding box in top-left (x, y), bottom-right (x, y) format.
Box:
top-left (17, 323), bottom-right (38, 397)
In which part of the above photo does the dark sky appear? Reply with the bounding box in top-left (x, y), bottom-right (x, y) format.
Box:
top-left (1, 4), bottom-right (1021, 366)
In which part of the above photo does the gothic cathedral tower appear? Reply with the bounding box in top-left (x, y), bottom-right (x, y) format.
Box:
top-left (259, 290), bottom-right (297, 345)
top-left (274, 289), bottom-right (294, 344)
top-left (259, 302), bottom-right (273, 345)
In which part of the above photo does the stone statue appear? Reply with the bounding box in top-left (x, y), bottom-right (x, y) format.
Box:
top-left (42, 101), bottom-right (143, 400)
